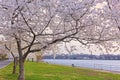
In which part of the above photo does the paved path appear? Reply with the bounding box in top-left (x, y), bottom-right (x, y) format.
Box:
top-left (0, 59), bottom-right (13, 69)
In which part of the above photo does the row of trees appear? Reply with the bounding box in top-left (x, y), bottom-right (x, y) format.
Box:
top-left (0, 41), bottom-right (8, 60)
top-left (0, 54), bottom-right (7, 60)
top-left (0, 0), bottom-right (120, 80)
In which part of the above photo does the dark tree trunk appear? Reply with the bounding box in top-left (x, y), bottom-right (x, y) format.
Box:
top-left (4, 44), bottom-right (18, 74)
top-left (12, 57), bottom-right (18, 74)
top-left (15, 35), bottom-right (25, 80)
top-left (18, 58), bottom-right (25, 80)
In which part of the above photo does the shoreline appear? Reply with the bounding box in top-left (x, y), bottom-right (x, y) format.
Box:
top-left (71, 65), bottom-right (120, 74)
top-left (44, 61), bottom-right (120, 74)
top-left (94, 69), bottom-right (120, 74)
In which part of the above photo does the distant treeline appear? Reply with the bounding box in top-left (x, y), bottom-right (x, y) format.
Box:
top-left (43, 54), bottom-right (120, 60)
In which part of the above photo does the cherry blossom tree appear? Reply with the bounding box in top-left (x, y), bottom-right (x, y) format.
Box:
top-left (0, 0), bottom-right (119, 80)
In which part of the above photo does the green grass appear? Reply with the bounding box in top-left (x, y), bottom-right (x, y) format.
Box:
top-left (0, 62), bottom-right (120, 80)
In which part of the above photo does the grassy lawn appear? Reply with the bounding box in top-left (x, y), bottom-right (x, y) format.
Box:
top-left (0, 62), bottom-right (120, 80)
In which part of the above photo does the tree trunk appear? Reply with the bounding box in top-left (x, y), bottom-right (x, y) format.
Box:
top-left (15, 36), bottom-right (25, 80)
top-left (12, 57), bottom-right (18, 74)
top-left (18, 58), bottom-right (25, 80)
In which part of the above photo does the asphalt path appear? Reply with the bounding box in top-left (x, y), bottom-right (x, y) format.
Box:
top-left (0, 59), bottom-right (12, 69)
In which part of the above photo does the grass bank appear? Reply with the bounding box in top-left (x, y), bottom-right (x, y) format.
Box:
top-left (0, 62), bottom-right (120, 80)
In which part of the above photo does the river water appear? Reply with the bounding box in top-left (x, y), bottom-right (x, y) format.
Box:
top-left (43, 59), bottom-right (120, 72)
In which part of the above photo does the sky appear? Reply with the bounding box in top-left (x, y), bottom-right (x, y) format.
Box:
top-left (56, 41), bottom-right (120, 55)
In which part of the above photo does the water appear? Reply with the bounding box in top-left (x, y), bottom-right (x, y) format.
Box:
top-left (43, 59), bottom-right (120, 72)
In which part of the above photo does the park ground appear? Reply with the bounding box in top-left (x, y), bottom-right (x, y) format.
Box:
top-left (0, 61), bottom-right (120, 80)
